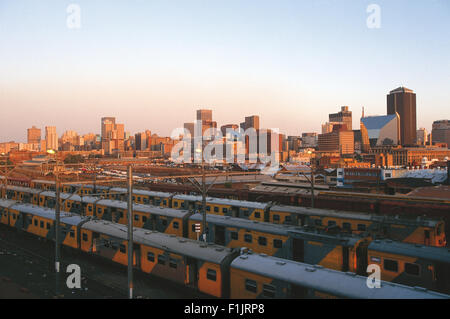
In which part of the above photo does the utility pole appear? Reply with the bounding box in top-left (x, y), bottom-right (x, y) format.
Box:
top-left (55, 163), bottom-right (61, 296)
top-left (310, 166), bottom-right (315, 208)
top-left (201, 153), bottom-right (207, 242)
top-left (127, 165), bottom-right (133, 299)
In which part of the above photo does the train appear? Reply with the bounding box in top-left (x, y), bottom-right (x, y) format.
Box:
top-left (4, 185), bottom-right (446, 247)
top-left (0, 199), bottom-right (448, 299)
top-left (2, 186), bottom-right (450, 294)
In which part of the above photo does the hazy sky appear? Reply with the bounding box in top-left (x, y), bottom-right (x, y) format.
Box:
top-left (1, 0), bottom-right (449, 142)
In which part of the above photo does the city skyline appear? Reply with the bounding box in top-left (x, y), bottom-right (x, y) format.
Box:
top-left (1, 1), bottom-right (450, 141)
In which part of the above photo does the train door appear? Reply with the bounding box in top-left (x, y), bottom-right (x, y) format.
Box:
top-left (342, 247), bottom-right (349, 272)
top-left (424, 230), bottom-right (430, 246)
top-left (264, 210), bottom-right (270, 223)
top-left (356, 243), bottom-right (368, 276)
top-left (185, 257), bottom-right (198, 288)
top-left (215, 225), bottom-right (225, 246)
top-left (292, 238), bottom-right (304, 262)
top-left (231, 207), bottom-right (239, 218)
top-left (435, 262), bottom-right (450, 294)
top-left (133, 244), bottom-right (141, 269)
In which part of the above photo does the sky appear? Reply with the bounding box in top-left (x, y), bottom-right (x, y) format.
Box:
top-left (1, 0), bottom-right (449, 142)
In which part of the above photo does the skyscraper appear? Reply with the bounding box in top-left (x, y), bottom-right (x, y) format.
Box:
top-left (329, 106), bottom-right (352, 131)
top-left (387, 87), bottom-right (417, 146)
top-left (27, 126), bottom-right (41, 144)
top-left (244, 115), bottom-right (260, 131)
top-left (432, 120), bottom-right (450, 146)
top-left (45, 126), bottom-right (58, 151)
top-left (101, 117), bottom-right (125, 154)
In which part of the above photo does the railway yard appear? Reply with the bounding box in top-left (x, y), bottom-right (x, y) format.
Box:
top-left (1, 162), bottom-right (450, 299)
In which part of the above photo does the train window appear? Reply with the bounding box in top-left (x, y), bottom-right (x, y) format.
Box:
top-left (143, 198), bottom-right (149, 204)
top-left (343, 223), bottom-right (351, 231)
top-left (162, 219), bottom-right (167, 226)
top-left (230, 232), bottom-right (238, 240)
top-left (383, 259), bottom-right (398, 272)
top-left (285, 216), bottom-right (291, 223)
top-left (314, 219), bottom-right (322, 226)
top-left (258, 236), bottom-right (267, 246)
top-left (328, 220), bottom-right (337, 227)
top-left (120, 212), bottom-right (124, 218)
top-left (147, 252), bottom-right (155, 262)
top-left (132, 196), bottom-right (136, 201)
top-left (46, 223), bottom-right (50, 230)
top-left (134, 214), bottom-right (139, 221)
top-left (69, 230), bottom-right (75, 238)
top-left (357, 224), bottom-right (366, 231)
top-left (214, 207), bottom-right (219, 213)
top-left (425, 230), bottom-right (430, 239)
top-left (273, 215), bottom-right (280, 222)
top-left (273, 239), bottom-right (282, 248)
top-left (243, 209), bottom-right (249, 217)
top-left (245, 279), bottom-right (257, 293)
top-left (34, 219), bottom-right (38, 226)
top-left (222, 208), bottom-right (228, 213)
top-left (142, 216), bottom-right (147, 223)
top-left (263, 284), bottom-right (276, 298)
top-left (169, 259), bottom-right (178, 269)
top-left (405, 263), bottom-right (420, 276)
top-left (192, 224), bottom-right (196, 233)
top-left (244, 234), bottom-right (252, 243)
top-left (254, 212), bottom-right (261, 219)
top-left (40, 221), bottom-right (44, 228)
top-left (119, 244), bottom-right (126, 253)
top-left (206, 206), bottom-right (211, 212)
top-left (207, 269), bottom-right (217, 281)
top-left (88, 206), bottom-right (92, 212)
top-left (158, 255), bottom-right (166, 265)
top-left (173, 202), bottom-right (178, 207)
top-left (163, 200), bottom-right (167, 206)
top-left (97, 207), bottom-right (102, 214)
top-left (82, 233), bottom-right (88, 241)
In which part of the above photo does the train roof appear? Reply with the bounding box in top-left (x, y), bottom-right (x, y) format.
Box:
top-left (95, 199), bottom-right (190, 218)
top-left (8, 203), bottom-right (87, 226)
top-left (205, 197), bottom-right (269, 209)
top-left (230, 253), bottom-right (450, 299)
top-left (82, 219), bottom-right (237, 264)
top-left (189, 213), bottom-right (362, 245)
top-left (5, 185), bottom-right (42, 194)
top-left (368, 239), bottom-right (450, 263)
top-left (270, 205), bottom-right (441, 226)
top-left (0, 199), bottom-right (19, 208)
top-left (173, 194), bottom-right (202, 201)
top-left (110, 187), bottom-right (172, 198)
top-left (31, 179), bottom-right (56, 185)
top-left (70, 184), bottom-right (110, 191)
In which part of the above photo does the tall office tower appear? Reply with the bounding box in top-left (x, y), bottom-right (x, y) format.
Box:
top-left (416, 128), bottom-right (428, 145)
top-left (387, 87), bottom-right (417, 146)
top-left (196, 109), bottom-right (212, 122)
top-left (134, 132), bottom-right (147, 151)
top-left (27, 126), bottom-right (41, 144)
top-left (432, 120), bottom-right (450, 146)
top-left (101, 117), bottom-right (125, 154)
top-left (329, 106), bottom-right (352, 131)
top-left (244, 115), bottom-right (260, 131)
top-left (318, 125), bottom-right (354, 155)
top-left (184, 123), bottom-right (195, 137)
top-left (221, 124), bottom-right (239, 137)
top-left (45, 126), bottom-right (58, 151)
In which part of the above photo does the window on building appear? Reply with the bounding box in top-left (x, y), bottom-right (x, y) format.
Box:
top-left (383, 259), bottom-right (398, 272)
top-left (273, 239), bottom-right (283, 248)
top-left (263, 284), bottom-right (276, 298)
top-left (258, 236), bottom-right (267, 246)
top-left (147, 252), bottom-right (155, 262)
top-left (245, 279), bottom-right (257, 293)
top-left (405, 263), bottom-right (420, 276)
top-left (207, 269), bottom-right (217, 281)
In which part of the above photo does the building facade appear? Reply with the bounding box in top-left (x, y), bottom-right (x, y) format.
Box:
top-left (387, 87), bottom-right (417, 146)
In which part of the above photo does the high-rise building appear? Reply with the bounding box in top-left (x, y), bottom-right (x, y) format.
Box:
top-left (183, 123), bottom-right (195, 137)
top-left (416, 128), bottom-right (428, 146)
top-left (196, 109), bottom-right (212, 122)
top-left (318, 125), bottom-right (354, 155)
top-left (301, 133), bottom-right (318, 148)
top-left (244, 115), bottom-right (260, 131)
top-left (431, 120), bottom-right (450, 147)
top-left (329, 106), bottom-right (352, 131)
top-left (27, 126), bottom-right (41, 144)
top-left (221, 124), bottom-right (239, 137)
top-left (101, 117), bottom-right (125, 154)
top-left (360, 114), bottom-right (401, 147)
top-left (45, 126), bottom-right (57, 151)
top-left (387, 87), bottom-right (417, 146)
